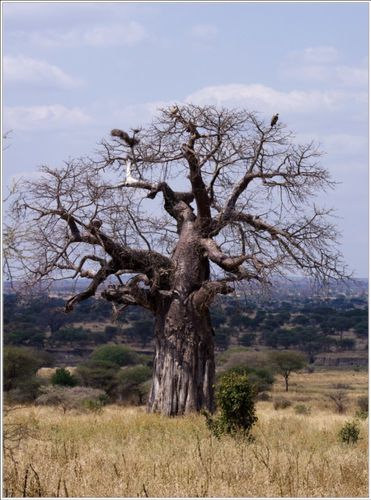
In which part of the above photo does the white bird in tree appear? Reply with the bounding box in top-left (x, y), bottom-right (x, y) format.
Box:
top-left (125, 160), bottom-right (137, 185)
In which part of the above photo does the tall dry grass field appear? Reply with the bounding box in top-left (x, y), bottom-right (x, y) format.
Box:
top-left (3, 370), bottom-right (368, 498)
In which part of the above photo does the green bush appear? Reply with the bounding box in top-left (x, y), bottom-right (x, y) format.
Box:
top-left (90, 344), bottom-right (139, 367)
top-left (205, 371), bottom-right (257, 439)
top-left (3, 346), bottom-right (51, 395)
top-left (220, 366), bottom-right (274, 395)
top-left (116, 365), bottom-right (152, 404)
top-left (75, 359), bottom-right (119, 395)
top-left (4, 346), bottom-right (42, 387)
top-left (51, 368), bottom-right (78, 387)
top-left (248, 367), bottom-right (275, 393)
top-left (338, 420), bottom-right (360, 444)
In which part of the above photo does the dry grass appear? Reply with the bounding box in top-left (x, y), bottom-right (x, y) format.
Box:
top-left (272, 369), bottom-right (368, 413)
top-left (3, 370), bottom-right (368, 498)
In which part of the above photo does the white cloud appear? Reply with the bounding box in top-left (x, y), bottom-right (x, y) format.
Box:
top-left (335, 65), bottom-right (368, 87)
top-left (281, 46), bottom-right (367, 88)
top-left (186, 83), bottom-right (364, 114)
top-left (12, 22), bottom-right (147, 48)
top-left (3, 56), bottom-right (83, 89)
top-left (82, 23), bottom-right (146, 46)
top-left (3, 105), bottom-right (93, 131)
top-left (290, 46), bottom-right (340, 64)
top-left (190, 23), bottom-right (218, 41)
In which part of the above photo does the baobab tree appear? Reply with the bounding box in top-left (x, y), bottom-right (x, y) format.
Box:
top-left (6, 104), bottom-right (347, 415)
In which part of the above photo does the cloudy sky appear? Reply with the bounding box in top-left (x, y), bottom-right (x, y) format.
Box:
top-left (2, 2), bottom-right (368, 277)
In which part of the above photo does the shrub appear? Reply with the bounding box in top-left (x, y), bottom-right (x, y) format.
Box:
top-left (90, 344), bottom-right (139, 367)
top-left (220, 366), bottom-right (274, 395)
top-left (294, 404), bottom-right (311, 415)
top-left (116, 365), bottom-right (152, 404)
top-left (36, 386), bottom-right (107, 413)
top-left (3, 347), bottom-right (52, 402)
top-left (338, 420), bottom-right (360, 444)
top-left (205, 371), bottom-right (257, 439)
top-left (248, 367), bottom-right (275, 393)
top-left (51, 368), bottom-right (78, 387)
top-left (273, 397), bottom-right (292, 410)
top-left (75, 359), bottom-right (119, 395)
top-left (4, 346), bottom-right (47, 391)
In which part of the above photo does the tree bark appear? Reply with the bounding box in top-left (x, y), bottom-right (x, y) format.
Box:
top-left (147, 220), bottom-right (216, 416)
top-left (147, 298), bottom-right (215, 415)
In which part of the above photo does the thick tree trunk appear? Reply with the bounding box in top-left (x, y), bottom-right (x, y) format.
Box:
top-left (147, 299), bottom-right (215, 415)
top-left (146, 218), bottom-right (217, 416)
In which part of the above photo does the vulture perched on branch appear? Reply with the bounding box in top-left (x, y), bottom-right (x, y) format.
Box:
top-left (270, 113), bottom-right (279, 127)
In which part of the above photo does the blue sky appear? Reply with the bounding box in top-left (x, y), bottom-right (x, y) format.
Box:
top-left (2, 1), bottom-right (369, 277)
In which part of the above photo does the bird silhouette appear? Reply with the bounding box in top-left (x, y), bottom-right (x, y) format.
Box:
top-left (111, 129), bottom-right (139, 147)
top-left (270, 113), bottom-right (279, 127)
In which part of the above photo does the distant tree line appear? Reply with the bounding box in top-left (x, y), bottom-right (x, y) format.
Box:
top-left (3, 292), bottom-right (368, 357)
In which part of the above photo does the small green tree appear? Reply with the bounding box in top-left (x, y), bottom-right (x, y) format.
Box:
top-left (268, 351), bottom-right (306, 391)
top-left (116, 365), bottom-right (152, 404)
top-left (90, 344), bottom-right (139, 367)
top-left (51, 368), bottom-right (78, 387)
top-left (75, 359), bottom-right (119, 396)
top-left (3, 346), bottom-right (52, 401)
top-left (205, 371), bottom-right (257, 438)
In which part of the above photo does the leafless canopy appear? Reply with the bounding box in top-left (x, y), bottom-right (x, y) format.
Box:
top-left (6, 105), bottom-right (348, 311)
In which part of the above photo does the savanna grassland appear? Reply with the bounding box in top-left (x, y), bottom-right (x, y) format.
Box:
top-left (3, 370), bottom-right (368, 498)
